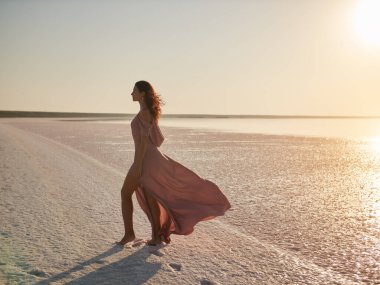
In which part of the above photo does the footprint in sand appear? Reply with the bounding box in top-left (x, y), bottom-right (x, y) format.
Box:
top-left (149, 249), bottom-right (165, 257)
top-left (28, 269), bottom-right (47, 277)
top-left (168, 263), bottom-right (182, 272)
top-left (200, 279), bottom-right (221, 285)
top-left (131, 239), bottom-right (146, 247)
top-left (115, 238), bottom-right (146, 248)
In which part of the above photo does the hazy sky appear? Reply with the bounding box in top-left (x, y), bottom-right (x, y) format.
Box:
top-left (1, 0), bottom-right (379, 115)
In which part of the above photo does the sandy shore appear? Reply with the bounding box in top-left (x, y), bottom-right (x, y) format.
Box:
top-left (1, 118), bottom-right (379, 284)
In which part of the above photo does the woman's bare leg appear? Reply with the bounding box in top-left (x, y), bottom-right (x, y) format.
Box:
top-left (144, 190), bottom-right (162, 245)
top-left (117, 173), bottom-right (139, 245)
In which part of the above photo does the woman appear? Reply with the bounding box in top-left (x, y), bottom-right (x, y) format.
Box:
top-left (118, 80), bottom-right (231, 246)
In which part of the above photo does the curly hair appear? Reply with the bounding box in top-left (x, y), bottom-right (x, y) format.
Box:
top-left (135, 80), bottom-right (164, 122)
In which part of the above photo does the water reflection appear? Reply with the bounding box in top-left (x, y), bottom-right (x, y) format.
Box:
top-left (372, 176), bottom-right (380, 226)
top-left (87, 117), bottom-right (380, 141)
top-left (369, 137), bottom-right (380, 155)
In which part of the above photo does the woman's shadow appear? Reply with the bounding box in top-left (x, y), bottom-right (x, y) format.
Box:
top-left (36, 243), bottom-right (163, 285)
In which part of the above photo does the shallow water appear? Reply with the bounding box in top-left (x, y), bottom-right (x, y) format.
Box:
top-left (1, 118), bottom-right (380, 283)
top-left (83, 117), bottom-right (380, 141)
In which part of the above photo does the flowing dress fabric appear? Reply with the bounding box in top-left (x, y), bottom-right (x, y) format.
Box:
top-left (131, 114), bottom-right (231, 243)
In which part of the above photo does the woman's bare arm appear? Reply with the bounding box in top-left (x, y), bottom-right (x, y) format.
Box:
top-left (134, 134), bottom-right (149, 174)
top-left (133, 110), bottom-right (151, 177)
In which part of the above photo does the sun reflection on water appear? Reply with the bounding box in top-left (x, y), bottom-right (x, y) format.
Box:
top-left (373, 176), bottom-right (380, 225)
top-left (368, 137), bottom-right (380, 153)
top-left (367, 138), bottom-right (380, 227)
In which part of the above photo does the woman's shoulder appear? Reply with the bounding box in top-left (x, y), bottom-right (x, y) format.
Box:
top-left (138, 109), bottom-right (152, 124)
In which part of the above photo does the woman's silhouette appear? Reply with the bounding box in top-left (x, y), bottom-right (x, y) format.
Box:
top-left (117, 80), bottom-right (231, 246)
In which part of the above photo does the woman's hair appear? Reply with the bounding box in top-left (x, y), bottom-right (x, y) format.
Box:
top-left (135, 80), bottom-right (164, 122)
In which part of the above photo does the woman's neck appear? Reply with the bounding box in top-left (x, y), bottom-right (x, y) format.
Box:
top-left (139, 100), bottom-right (148, 111)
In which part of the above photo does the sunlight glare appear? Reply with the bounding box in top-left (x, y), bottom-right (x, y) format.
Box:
top-left (368, 137), bottom-right (380, 156)
top-left (353, 0), bottom-right (380, 47)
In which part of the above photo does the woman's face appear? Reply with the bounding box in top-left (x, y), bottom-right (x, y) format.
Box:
top-left (131, 85), bottom-right (144, 101)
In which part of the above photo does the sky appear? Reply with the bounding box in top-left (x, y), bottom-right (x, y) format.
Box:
top-left (0, 0), bottom-right (380, 116)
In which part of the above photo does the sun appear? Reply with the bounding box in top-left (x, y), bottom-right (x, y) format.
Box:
top-left (353, 0), bottom-right (380, 47)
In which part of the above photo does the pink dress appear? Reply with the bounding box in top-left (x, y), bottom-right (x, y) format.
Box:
top-left (130, 112), bottom-right (231, 243)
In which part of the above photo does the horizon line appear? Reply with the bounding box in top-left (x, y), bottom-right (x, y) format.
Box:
top-left (1, 110), bottom-right (380, 119)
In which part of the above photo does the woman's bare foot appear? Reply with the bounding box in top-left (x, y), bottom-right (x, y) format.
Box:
top-left (146, 238), bottom-right (163, 246)
top-left (146, 232), bottom-right (167, 246)
top-left (116, 234), bottom-right (136, 245)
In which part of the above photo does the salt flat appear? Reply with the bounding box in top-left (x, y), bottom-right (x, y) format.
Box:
top-left (1, 118), bottom-right (379, 284)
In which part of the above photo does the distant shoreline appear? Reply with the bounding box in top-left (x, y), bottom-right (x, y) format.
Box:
top-left (1, 110), bottom-right (380, 119)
